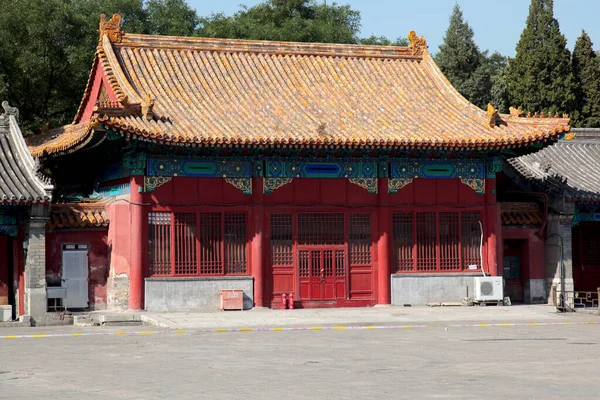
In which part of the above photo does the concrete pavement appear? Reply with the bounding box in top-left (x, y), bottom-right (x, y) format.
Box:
top-left (138, 304), bottom-right (597, 329)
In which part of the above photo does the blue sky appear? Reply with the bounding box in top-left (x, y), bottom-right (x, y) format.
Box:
top-left (189, 0), bottom-right (600, 56)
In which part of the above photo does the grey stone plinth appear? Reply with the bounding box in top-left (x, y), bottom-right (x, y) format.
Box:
top-left (145, 277), bottom-right (254, 312)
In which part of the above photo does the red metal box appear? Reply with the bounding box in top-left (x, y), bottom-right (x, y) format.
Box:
top-left (220, 289), bottom-right (244, 311)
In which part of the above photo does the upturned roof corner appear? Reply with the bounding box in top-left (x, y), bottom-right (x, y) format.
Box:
top-left (408, 30), bottom-right (428, 56)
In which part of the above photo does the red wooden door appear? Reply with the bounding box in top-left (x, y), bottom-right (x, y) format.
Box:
top-left (299, 247), bottom-right (346, 301)
top-left (503, 239), bottom-right (525, 303)
top-left (0, 236), bottom-right (9, 305)
top-left (573, 223), bottom-right (600, 292)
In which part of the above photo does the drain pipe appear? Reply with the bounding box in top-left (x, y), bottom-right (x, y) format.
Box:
top-left (478, 220), bottom-right (486, 277)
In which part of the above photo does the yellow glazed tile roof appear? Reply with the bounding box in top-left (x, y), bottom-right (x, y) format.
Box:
top-left (48, 203), bottom-right (109, 229)
top-left (29, 14), bottom-right (570, 156)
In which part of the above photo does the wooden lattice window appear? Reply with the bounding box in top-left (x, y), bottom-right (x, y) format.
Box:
top-left (298, 213), bottom-right (344, 245)
top-left (148, 212), bottom-right (171, 275)
top-left (392, 211), bottom-right (482, 273)
top-left (271, 214), bottom-right (293, 266)
top-left (461, 212), bottom-right (482, 269)
top-left (416, 212), bottom-right (437, 271)
top-left (349, 214), bottom-right (371, 265)
top-left (439, 212), bottom-right (460, 271)
top-left (393, 212), bottom-right (413, 271)
top-left (148, 211), bottom-right (247, 276)
top-left (175, 213), bottom-right (197, 275)
top-left (224, 213), bottom-right (247, 274)
top-left (578, 224), bottom-right (600, 266)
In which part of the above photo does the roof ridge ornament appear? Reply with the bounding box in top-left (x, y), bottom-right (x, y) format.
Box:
top-left (99, 14), bottom-right (123, 43)
top-left (2, 101), bottom-right (19, 118)
top-left (142, 93), bottom-right (155, 121)
top-left (408, 30), bottom-right (428, 56)
top-left (487, 103), bottom-right (499, 128)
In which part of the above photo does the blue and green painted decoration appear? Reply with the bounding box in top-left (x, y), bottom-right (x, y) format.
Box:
top-left (135, 154), bottom-right (503, 196)
top-left (0, 208), bottom-right (18, 237)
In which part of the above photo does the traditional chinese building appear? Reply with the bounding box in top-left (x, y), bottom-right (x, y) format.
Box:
top-left (28, 15), bottom-right (570, 311)
top-left (508, 128), bottom-right (600, 308)
top-left (0, 101), bottom-right (53, 322)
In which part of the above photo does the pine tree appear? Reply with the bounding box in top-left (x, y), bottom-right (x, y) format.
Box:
top-left (571, 30), bottom-right (600, 127)
top-left (506, 0), bottom-right (575, 115)
top-left (435, 4), bottom-right (491, 109)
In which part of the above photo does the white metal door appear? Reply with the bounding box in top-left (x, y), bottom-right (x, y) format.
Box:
top-left (62, 249), bottom-right (89, 308)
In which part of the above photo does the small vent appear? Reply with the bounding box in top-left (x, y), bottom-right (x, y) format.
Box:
top-left (480, 281), bottom-right (494, 296)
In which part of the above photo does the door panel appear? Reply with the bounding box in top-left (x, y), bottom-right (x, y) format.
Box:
top-left (62, 250), bottom-right (89, 308)
top-left (299, 248), bottom-right (346, 302)
top-left (0, 237), bottom-right (8, 305)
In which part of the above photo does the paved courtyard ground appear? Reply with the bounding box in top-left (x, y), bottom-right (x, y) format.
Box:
top-left (1, 309), bottom-right (599, 399)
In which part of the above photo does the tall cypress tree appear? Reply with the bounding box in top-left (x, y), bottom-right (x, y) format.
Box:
top-left (435, 4), bottom-right (491, 109)
top-left (571, 31), bottom-right (600, 127)
top-left (506, 0), bottom-right (575, 115)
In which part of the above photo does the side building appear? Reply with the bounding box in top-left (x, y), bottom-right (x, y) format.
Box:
top-left (27, 15), bottom-right (570, 311)
top-left (508, 128), bottom-right (600, 309)
top-left (0, 102), bottom-right (53, 323)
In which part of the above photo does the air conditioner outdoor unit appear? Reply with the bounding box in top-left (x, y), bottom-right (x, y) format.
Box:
top-left (474, 276), bottom-right (504, 302)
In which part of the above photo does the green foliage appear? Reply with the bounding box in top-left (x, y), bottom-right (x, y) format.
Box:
top-left (146, 0), bottom-right (199, 36)
top-left (359, 35), bottom-right (408, 47)
top-left (196, 0), bottom-right (360, 44)
top-left (571, 30), bottom-right (600, 127)
top-left (0, 0), bottom-right (199, 136)
top-left (506, 0), bottom-right (575, 115)
top-left (435, 4), bottom-right (491, 109)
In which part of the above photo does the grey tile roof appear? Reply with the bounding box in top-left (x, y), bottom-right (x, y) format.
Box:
top-left (509, 128), bottom-right (600, 200)
top-left (0, 102), bottom-right (53, 203)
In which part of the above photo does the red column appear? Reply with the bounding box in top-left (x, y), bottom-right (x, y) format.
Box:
top-left (129, 175), bottom-right (144, 310)
top-left (377, 178), bottom-right (391, 305)
top-left (485, 178), bottom-right (499, 277)
top-left (251, 178), bottom-right (265, 307)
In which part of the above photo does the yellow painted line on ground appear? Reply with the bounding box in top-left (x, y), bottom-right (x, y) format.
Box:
top-left (365, 325), bottom-right (376, 329)
top-left (478, 324), bottom-right (489, 327)
top-left (584, 321), bottom-right (596, 324)
top-left (70, 333), bottom-right (83, 337)
top-left (334, 326), bottom-right (347, 330)
top-left (498, 324), bottom-right (513, 327)
top-left (216, 329), bottom-right (228, 333)
top-left (272, 327), bottom-right (284, 331)
top-left (311, 327), bottom-right (322, 330)
top-left (139, 331), bottom-right (155, 335)
top-left (3, 336), bottom-right (18, 339)
top-left (402, 325), bottom-right (414, 329)
top-left (239, 328), bottom-right (253, 332)
top-left (174, 330), bottom-right (187, 334)
top-left (114, 331), bottom-right (127, 335)
top-left (31, 334), bottom-right (48, 338)
top-left (528, 323), bottom-right (539, 326)
top-left (564, 322), bottom-right (574, 325)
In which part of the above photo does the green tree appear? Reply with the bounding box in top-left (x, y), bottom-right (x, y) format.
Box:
top-left (571, 30), bottom-right (600, 127)
top-left (0, 0), bottom-right (200, 136)
top-left (359, 35), bottom-right (408, 46)
top-left (197, 0), bottom-right (361, 44)
top-left (506, 0), bottom-right (575, 115)
top-left (435, 4), bottom-right (491, 109)
top-left (146, 0), bottom-right (199, 36)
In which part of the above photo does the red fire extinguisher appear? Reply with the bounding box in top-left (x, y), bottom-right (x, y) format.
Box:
top-left (288, 293), bottom-right (294, 310)
top-left (281, 293), bottom-right (288, 309)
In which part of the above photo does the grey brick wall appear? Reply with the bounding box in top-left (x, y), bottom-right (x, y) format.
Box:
top-left (24, 204), bottom-right (50, 324)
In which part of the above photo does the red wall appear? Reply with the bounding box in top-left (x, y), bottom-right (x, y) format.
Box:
top-left (45, 230), bottom-right (109, 310)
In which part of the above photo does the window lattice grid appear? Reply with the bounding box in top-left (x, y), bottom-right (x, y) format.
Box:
top-left (199, 213), bottom-right (223, 274)
top-left (174, 213), bottom-right (198, 275)
top-left (224, 213), bottom-right (247, 274)
top-left (336, 250), bottom-right (345, 277)
top-left (148, 212), bottom-right (171, 275)
top-left (439, 212), bottom-right (460, 271)
top-left (299, 250), bottom-right (309, 277)
top-left (298, 213), bottom-right (345, 245)
top-left (323, 250), bottom-right (334, 277)
top-left (270, 214), bottom-right (293, 266)
top-left (416, 212), bottom-right (437, 271)
top-left (392, 212), bottom-right (414, 272)
top-left (461, 212), bottom-right (482, 269)
top-left (311, 251), bottom-right (321, 277)
top-left (349, 214), bottom-right (371, 265)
